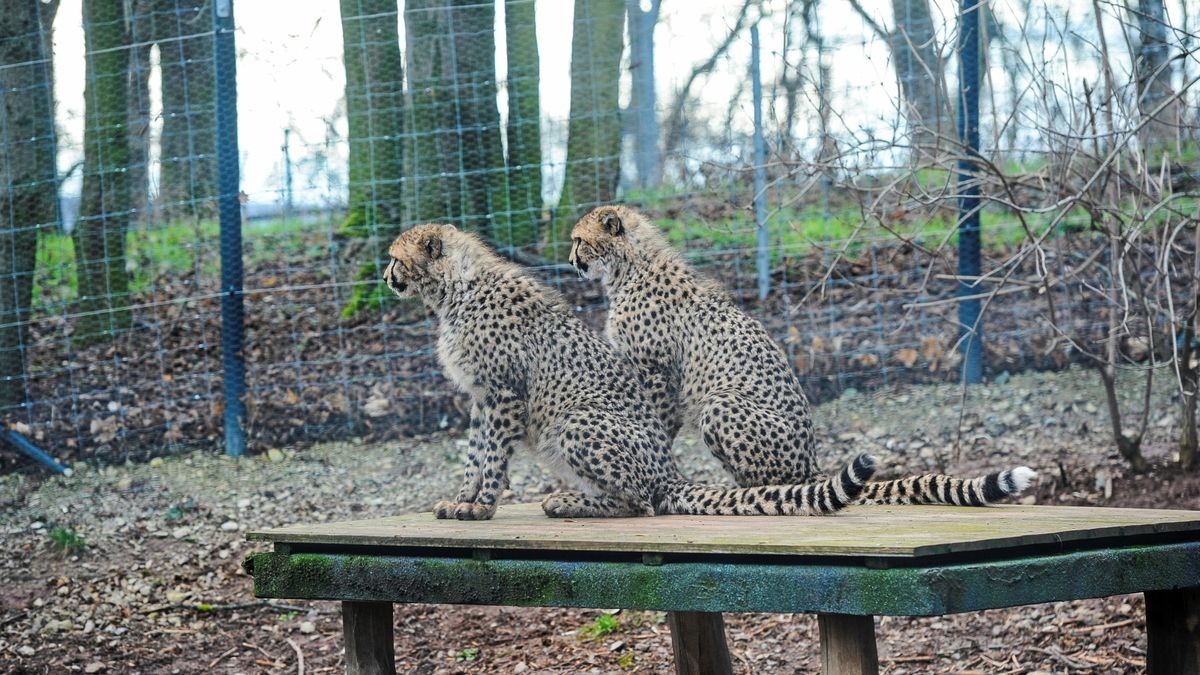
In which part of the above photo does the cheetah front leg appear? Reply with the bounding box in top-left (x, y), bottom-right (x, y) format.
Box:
top-left (433, 391), bottom-right (526, 521)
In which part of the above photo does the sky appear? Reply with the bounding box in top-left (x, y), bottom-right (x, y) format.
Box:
top-left (45, 0), bottom-right (1158, 211)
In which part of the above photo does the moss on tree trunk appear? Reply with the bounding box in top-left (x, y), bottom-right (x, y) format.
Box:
top-left (154, 0), bottom-right (217, 221)
top-left (551, 0), bottom-right (625, 261)
top-left (74, 0), bottom-right (132, 345)
top-left (503, 0), bottom-right (542, 249)
top-left (0, 0), bottom-right (59, 409)
top-left (339, 0), bottom-right (405, 239)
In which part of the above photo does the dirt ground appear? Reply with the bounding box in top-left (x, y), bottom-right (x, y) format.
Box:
top-left (2, 367), bottom-right (1197, 674)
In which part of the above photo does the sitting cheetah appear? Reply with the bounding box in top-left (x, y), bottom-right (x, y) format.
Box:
top-left (569, 205), bottom-right (1036, 505)
top-left (383, 223), bottom-right (877, 520)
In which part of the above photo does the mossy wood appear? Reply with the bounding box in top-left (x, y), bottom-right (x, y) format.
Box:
top-left (246, 540), bottom-right (1200, 616)
top-left (247, 503), bottom-right (1200, 558)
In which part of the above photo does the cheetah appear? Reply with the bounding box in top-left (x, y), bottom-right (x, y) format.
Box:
top-left (383, 223), bottom-right (878, 520)
top-left (569, 205), bottom-right (1036, 506)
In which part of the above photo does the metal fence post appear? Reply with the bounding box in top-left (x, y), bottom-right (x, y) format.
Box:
top-left (750, 23), bottom-right (769, 301)
top-left (213, 0), bottom-right (246, 456)
top-left (956, 0), bottom-right (983, 384)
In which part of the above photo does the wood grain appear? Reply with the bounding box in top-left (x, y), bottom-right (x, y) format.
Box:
top-left (1146, 587), bottom-right (1200, 674)
top-left (667, 612), bottom-right (733, 675)
top-left (342, 601), bottom-right (395, 675)
top-left (819, 613), bottom-right (879, 675)
top-left (247, 503), bottom-right (1200, 558)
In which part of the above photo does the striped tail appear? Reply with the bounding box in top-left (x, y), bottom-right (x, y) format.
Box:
top-left (657, 454), bottom-right (876, 516)
top-left (856, 466), bottom-right (1036, 506)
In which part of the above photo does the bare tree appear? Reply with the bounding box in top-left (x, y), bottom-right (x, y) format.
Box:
top-left (662, 0), bottom-right (757, 166)
top-left (627, 0), bottom-right (662, 191)
top-left (846, 0), bottom-right (952, 156)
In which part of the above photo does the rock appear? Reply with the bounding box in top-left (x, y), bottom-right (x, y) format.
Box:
top-left (237, 498), bottom-right (251, 509)
top-left (171, 527), bottom-right (191, 539)
top-left (149, 457), bottom-right (164, 467)
top-left (299, 620), bottom-right (316, 634)
top-left (166, 590), bottom-right (187, 604)
top-left (866, 427), bottom-right (887, 439)
top-left (85, 662), bottom-right (106, 673)
top-left (841, 388), bottom-right (859, 400)
top-left (513, 663), bottom-right (529, 673)
top-left (267, 448), bottom-right (286, 462)
top-left (17, 646), bottom-right (35, 656)
top-left (41, 618), bottom-right (73, 633)
top-left (220, 521), bottom-right (239, 532)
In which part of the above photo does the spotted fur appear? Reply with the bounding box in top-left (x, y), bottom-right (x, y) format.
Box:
top-left (384, 224), bottom-right (877, 520)
top-left (569, 205), bottom-right (1037, 506)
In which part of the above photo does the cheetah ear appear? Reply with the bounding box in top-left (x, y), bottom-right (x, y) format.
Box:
top-left (424, 235), bottom-right (443, 260)
top-left (601, 212), bottom-right (624, 237)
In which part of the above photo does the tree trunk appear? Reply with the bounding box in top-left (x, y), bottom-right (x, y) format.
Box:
top-left (551, 0), bottom-right (625, 260)
top-left (1131, 0), bottom-right (1178, 148)
top-left (154, 0), bottom-right (217, 221)
top-left (338, 0), bottom-right (405, 239)
top-left (0, 0), bottom-right (59, 410)
top-left (75, 0), bottom-right (132, 345)
top-left (888, 0), bottom-right (949, 156)
top-left (405, 0), bottom-right (461, 226)
top-left (504, 0), bottom-right (542, 248)
top-left (626, 0), bottom-right (661, 191)
top-left (127, 0), bottom-right (153, 223)
top-left (847, 0), bottom-right (950, 158)
top-left (448, 0), bottom-right (509, 240)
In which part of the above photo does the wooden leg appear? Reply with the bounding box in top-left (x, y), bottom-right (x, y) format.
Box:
top-left (818, 613), bottom-right (879, 675)
top-left (1146, 588), bottom-right (1200, 674)
top-left (342, 601), bottom-right (395, 675)
top-left (667, 611), bottom-right (733, 675)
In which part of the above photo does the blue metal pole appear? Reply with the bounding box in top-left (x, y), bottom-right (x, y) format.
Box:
top-left (750, 23), bottom-right (769, 301)
top-left (1, 429), bottom-right (67, 474)
top-left (956, 0), bottom-right (983, 384)
top-left (213, 0), bottom-right (246, 456)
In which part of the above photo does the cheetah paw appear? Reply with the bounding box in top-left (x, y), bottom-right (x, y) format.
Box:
top-left (454, 501), bottom-right (496, 521)
top-left (432, 500), bottom-right (459, 519)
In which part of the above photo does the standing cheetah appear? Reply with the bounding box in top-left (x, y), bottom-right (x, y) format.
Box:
top-left (569, 205), bottom-right (1036, 506)
top-left (383, 223), bottom-right (877, 520)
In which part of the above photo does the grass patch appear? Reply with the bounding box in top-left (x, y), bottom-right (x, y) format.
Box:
top-left (32, 217), bottom-right (316, 310)
top-left (46, 526), bottom-right (86, 555)
top-left (577, 612), bottom-right (620, 641)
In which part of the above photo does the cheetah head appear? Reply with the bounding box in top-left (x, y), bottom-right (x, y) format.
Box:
top-left (383, 223), bottom-right (463, 301)
top-left (570, 205), bottom-right (660, 284)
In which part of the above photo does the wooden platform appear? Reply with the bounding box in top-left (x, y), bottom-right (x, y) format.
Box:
top-left (246, 504), bottom-right (1200, 675)
top-left (248, 502), bottom-right (1200, 559)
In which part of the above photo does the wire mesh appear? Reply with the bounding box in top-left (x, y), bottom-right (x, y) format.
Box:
top-left (1, 0), bottom-right (1197, 470)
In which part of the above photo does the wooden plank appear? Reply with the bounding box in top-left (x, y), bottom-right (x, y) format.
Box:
top-left (342, 601), bottom-right (395, 675)
top-left (247, 541), bottom-right (1200, 616)
top-left (819, 614), bottom-right (879, 675)
top-left (247, 503), bottom-right (1200, 559)
top-left (1146, 587), bottom-right (1200, 674)
top-left (667, 612), bottom-right (733, 675)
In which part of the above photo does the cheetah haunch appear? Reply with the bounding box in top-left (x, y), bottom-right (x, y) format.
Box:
top-left (569, 205), bottom-right (1036, 506)
top-left (384, 223), bottom-right (877, 520)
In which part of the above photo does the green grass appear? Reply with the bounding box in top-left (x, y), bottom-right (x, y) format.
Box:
top-left (47, 526), bottom-right (86, 555)
top-left (32, 217), bottom-right (316, 309)
top-left (577, 612), bottom-right (620, 640)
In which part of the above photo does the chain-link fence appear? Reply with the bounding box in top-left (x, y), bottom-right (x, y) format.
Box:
top-left (2, 0), bottom-right (1197, 471)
